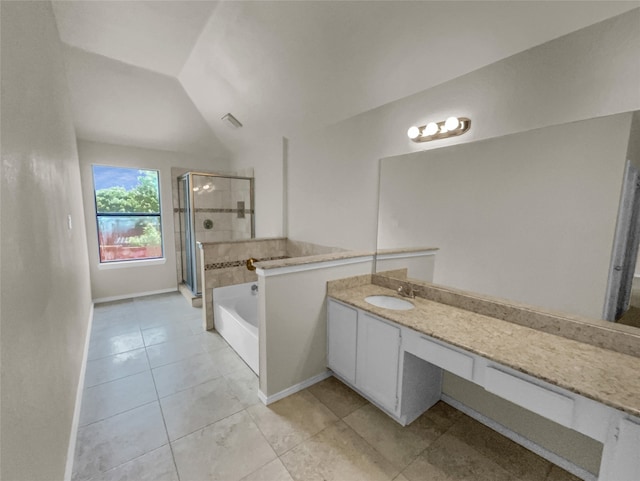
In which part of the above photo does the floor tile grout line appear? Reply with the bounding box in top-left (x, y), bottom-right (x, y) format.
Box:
top-left (89, 327), bottom-right (142, 339)
top-left (147, 350), bottom-right (208, 370)
top-left (75, 300), bottom-right (160, 480)
top-left (278, 455), bottom-right (297, 481)
top-left (78, 399), bottom-right (158, 430)
top-left (241, 404), bottom-right (295, 473)
top-left (86, 344), bottom-right (147, 362)
top-left (309, 390), bottom-right (445, 477)
top-left (144, 336), bottom-right (182, 481)
top-left (167, 402), bottom-right (248, 444)
top-left (141, 328), bottom-right (220, 350)
top-left (238, 450), bottom-right (280, 481)
top-left (394, 424), bottom-right (452, 479)
top-left (146, 339), bottom-right (236, 374)
top-left (152, 351), bottom-right (256, 401)
top-left (83, 365), bottom-right (151, 390)
top-left (336, 413), bottom-right (408, 476)
top-left (270, 416), bottom-right (343, 459)
top-left (303, 387), bottom-right (364, 420)
top-left (82, 443), bottom-right (173, 481)
top-left (155, 370), bottom-right (226, 400)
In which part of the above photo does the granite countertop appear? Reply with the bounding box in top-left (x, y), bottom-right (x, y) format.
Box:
top-left (329, 283), bottom-right (640, 418)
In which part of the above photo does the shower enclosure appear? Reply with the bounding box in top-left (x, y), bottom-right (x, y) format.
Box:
top-left (178, 172), bottom-right (255, 296)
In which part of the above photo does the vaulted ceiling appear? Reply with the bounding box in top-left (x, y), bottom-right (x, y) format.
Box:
top-left (52, 0), bottom-right (639, 157)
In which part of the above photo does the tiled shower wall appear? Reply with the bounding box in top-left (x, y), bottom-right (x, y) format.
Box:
top-left (192, 175), bottom-right (254, 244)
top-left (171, 168), bottom-right (254, 291)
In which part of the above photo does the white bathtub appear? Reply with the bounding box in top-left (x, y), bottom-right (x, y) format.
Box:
top-left (213, 282), bottom-right (259, 374)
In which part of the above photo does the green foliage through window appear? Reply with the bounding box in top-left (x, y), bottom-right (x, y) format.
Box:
top-left (95, 170), bottom-right (160, 213)
top-left (92, 166), bottom-right (163, 262)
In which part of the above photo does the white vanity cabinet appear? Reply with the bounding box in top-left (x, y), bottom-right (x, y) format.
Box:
top-left (328, 294), bottom-right (640, 480)
top-left (327, 300), bottom-right (358, 384)
top-left (355, 312), bottom-right (401, 412)
top-left (327, 299), bottom-right (440, 424)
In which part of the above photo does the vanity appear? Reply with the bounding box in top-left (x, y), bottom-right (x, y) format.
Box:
top-left (327, 274), bottom-right (640, 481)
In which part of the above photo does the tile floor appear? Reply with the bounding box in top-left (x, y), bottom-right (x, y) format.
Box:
top-left (73, 292), bottom-right (582, 481)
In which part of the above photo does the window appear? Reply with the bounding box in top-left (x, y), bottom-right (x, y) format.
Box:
top-left (92, 166), bottom-right (163, 263)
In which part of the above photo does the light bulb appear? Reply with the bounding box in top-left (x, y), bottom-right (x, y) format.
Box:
top-left (193, 186), bottom-right (200, 192)
top-left (444, 116), bottom-right (460, 131)
top-left (407, 126), bottom-right (420, 140)
top-left (203, 184), bottom-right (211, 190)
top-left (423, 122), bottom-right (439, 136)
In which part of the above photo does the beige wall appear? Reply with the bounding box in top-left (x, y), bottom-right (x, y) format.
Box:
top-left (77, 139), bottom-right (230, 301)
top-left (228, 130), bottom-right (285, 239)
top-left (0, 2), bottom-right (93, 480)
top-left (376, 254), bottom-right (436, 284)
top-left (259, 259), bottom-right (373, 397)
top-left (287, 9), bottom-right (640, 251)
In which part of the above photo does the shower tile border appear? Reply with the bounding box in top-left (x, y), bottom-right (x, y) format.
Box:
top-left (204, 256), bottom-right (289, 271)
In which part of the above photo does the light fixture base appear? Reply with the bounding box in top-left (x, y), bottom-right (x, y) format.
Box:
top-left (409, 117), bottom-right (471, 143)
top-left (222, 113), bottom-right (243, 129)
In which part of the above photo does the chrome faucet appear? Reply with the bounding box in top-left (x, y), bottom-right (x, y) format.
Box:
top-left (397, 285), bottom-right (415, 298)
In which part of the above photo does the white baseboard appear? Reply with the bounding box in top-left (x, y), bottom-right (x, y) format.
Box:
top-left (93, 287), bottom-right (178, 304)
top-left (258, 371), bottom-right (332, 405)
top-left (441, 394), bottom-right (596, 481)
top-left (64, 303), bottom-right (94, 481)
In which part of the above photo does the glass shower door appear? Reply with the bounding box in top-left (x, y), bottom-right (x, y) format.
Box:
top-left (179, 175), bottom-right (197, 294)
top-left (179, 172), bottom-right (255, 296)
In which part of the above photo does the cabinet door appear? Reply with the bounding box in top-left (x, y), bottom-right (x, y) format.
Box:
top-left (327, 300), bottom-right (358, 384)
top-left (356, 313), bottom-right (401, 412)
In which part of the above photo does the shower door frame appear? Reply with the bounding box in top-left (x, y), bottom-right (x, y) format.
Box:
top-left (178, 172), bottom-right (255, 296)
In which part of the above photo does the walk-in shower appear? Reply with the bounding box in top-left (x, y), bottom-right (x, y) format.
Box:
top-left (178, 172), bottom-right (255, 296)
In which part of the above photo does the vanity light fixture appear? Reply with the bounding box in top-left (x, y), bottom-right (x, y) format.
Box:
top-left (407, 116), bottom-right (471, 143)
top-left (222, 113), bottom-right (243, 129)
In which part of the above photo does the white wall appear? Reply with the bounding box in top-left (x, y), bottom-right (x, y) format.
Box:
top-left (77, 139), bottom-right (230, 301)
top-left (288, 9), bottom-right (640, 251)
top-left (0, 2), bottom-right (93, 480)
top-left (378, 114), bottom-right (632, 319)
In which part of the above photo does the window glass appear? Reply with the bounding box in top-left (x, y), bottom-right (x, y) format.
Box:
top-left (92, 166), bottom-right (163, 263)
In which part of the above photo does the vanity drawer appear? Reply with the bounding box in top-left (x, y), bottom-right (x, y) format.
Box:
top-left (484, 367), bottom-right (575, 427)
top-left (404, 334), bottom-right (474, 380)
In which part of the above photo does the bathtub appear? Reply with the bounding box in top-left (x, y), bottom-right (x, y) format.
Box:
top-left (213, 282), bottom-right (259, 374)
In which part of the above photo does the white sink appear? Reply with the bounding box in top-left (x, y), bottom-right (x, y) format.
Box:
top-left (365, 295), bottom-right (414, 310)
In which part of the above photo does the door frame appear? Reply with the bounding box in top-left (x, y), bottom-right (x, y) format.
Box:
top-left (603, 159), bottom-right (640, 320)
